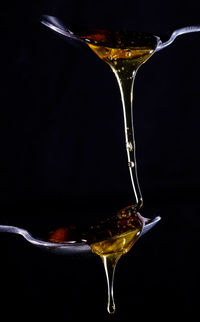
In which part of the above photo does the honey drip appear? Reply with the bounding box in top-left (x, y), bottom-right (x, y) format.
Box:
top-left (83, 30), bottom-right (157, 313)
top-left (88, 206), bottom-right (143, 314)
top-left (85, 31), bottom-right (157, 211)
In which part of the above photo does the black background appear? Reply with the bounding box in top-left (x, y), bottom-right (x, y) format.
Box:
top-left (0, 1), bottom-right (200, 321)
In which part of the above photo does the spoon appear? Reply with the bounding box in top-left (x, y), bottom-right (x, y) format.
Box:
top-left (41, 15), bottom-right (200, 52)
top-left (0, 216), bottom-right (160, 255)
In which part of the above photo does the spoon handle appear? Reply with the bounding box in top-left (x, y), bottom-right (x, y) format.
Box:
top-left (0, 225), bottom-right (48, 246)
top-left (0, 225), bottom-right (91, 254)
top-left (41, 15), bottom-right (83, 43)
top-left (156, 25), bottom-right (200, 51)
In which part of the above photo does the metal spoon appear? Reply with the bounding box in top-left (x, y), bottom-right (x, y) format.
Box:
top-left (41, 15), bottom-right (200, 52)
top-left (0, 216), bottom-right (161, 255)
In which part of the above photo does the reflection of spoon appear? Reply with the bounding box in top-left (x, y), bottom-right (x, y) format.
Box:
top-left (0, 216), bottom-right (160, 255)
top-left (41, 15), bottom-right (200, 52)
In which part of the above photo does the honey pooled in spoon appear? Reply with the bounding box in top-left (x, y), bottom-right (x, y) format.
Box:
top-left (87, 206), bottom-right (143, 314)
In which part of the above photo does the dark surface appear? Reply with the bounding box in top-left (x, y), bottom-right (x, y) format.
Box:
top-left (0, 1), bottom-right (200, 321)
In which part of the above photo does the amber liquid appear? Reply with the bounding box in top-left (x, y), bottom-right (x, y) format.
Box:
top-left (81, 29), bottom-right (157, 211)
top-left (88, 207), bottom-right (143, 313)
top-left (83, 31), bottom-right (156, 313)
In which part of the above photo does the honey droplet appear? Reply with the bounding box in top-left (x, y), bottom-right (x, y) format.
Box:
top-left (126, 141), bottom-right (133, 151)
top-left (126, 50), bottom-right (132, 57)
top-left (128, 161), bottom-right (135, 168)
